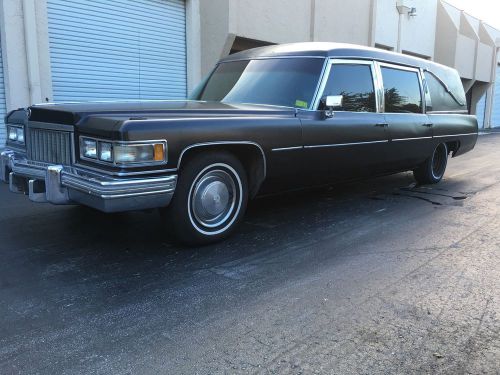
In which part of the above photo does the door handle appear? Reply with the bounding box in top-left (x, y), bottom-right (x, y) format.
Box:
top-left (422, 123), bottom-right (433, 127)
top-left (375, 123), bottom-right (388, 127)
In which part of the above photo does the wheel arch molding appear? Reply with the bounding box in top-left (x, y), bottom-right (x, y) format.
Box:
top-left (177, 141), bottom-right (267, 199)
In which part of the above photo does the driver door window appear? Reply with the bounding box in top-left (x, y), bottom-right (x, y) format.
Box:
top-left (319, 64), bottom-right (376, 112)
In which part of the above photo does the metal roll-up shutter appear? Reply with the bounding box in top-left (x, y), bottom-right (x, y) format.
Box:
top-left (0, 35), bottom-right (6, 146)
top-left (492, 65), bottom-right (500, 128)
top-left (47, 0), bottom-right (186, 102)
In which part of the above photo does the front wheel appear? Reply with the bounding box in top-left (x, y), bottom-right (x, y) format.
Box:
top-left (413, 143), bottom-right (448, 185)
top-left (163, 151), bottom-right (248, 245)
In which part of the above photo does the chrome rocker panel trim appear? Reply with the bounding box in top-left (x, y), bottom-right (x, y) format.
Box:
top-left (1, 150), bottom-right (177, 213)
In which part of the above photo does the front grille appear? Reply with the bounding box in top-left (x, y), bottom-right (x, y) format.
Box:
top-left (27, 128), bottom-right (72, 165)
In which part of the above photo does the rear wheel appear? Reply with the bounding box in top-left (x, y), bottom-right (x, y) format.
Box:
top-left (413, 143), bottom-right (448, 185)
top-left (164, 151), bottom-right (248, 245)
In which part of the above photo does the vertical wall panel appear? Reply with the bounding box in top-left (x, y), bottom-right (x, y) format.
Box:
top-left (492, 65), bottom-right (500, 128)
top-left (0, 33), bottom-right (6, 146)
top-left (47, 0), bottom-right (186, 102)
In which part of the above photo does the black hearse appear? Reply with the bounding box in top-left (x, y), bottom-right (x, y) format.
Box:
top-left (1, 43), bottom-right (477, 244)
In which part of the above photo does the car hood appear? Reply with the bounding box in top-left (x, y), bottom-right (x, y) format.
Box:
top-left (28, 100), bottom-right (295, 126)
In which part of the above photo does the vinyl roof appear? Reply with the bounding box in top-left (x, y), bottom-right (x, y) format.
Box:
top-left (219, 42), bottom-right (454, 74)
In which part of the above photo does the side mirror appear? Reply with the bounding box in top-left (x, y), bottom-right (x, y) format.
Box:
top-left (324, 95), bottom-right (343, 118)
top-left (326, 95), bottom-right (343, 108)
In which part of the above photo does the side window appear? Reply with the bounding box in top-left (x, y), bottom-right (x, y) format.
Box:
top-left (381, 67), bottom-right (422, 114)
top-left (320, 64), bottom-right (376, 112)
top-left (424, 72), bottom-right (467, 112)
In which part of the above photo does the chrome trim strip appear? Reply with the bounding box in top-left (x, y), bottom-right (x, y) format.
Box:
top-left (271, 146), bottom-right (303, 152)
top-left (304, 140), bottom-right (388, 149)
top-left (309, 58), bottom-right (329, 110)
top-left (28, 121), bottom-right (75, 132)
top-left (434, 133), bottom-right (477, 138)
top-left (61, 172), bottom-right (177, 199)
top-left (72, 162), bottom-right (177, 177)
top-left (32, 99), bottom-right (202, 106)
top-left (177, 141), bottom-right (267, 178)
top-left (427, 110), bottom-right (469, 114)
top-left (392, 136), bottom-right (433, 141)
top-left (220, 55), bottom-right (327, 63)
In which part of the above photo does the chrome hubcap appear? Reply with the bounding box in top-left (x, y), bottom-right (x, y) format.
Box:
top-left (191, 170), bottom-right (236, 228)
top-left (431, 143), bottom-right (447, 179)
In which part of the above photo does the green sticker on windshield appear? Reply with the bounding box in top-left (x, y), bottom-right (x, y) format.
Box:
top-left (295, 100), bottom-right (308, 109)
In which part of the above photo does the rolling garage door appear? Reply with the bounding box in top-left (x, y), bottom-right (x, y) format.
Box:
top-left (491, 65), bottom-right (500, 128)
top-left (47, 0), bottom-right (186, 102)
top-left (0, 36), bottom-right (6, 147)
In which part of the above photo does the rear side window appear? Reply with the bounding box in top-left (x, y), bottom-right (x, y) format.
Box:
top-left (381, 67), bottom-right (422, 114)
top-left (424, 71), bottom-right (467, 112)
top-left (320, 64), bottom-right (376, 112)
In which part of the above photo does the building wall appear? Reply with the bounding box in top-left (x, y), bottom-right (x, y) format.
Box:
top-left (0, 0), bottom-right (499, 139)
top-left (313, 0), bottom-right (372, 45)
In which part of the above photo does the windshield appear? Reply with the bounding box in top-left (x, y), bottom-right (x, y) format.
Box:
top-left (190, 58), bottom-right (325, 109)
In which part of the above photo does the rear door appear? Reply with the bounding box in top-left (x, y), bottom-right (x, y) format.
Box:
top-left (377, 63), bottom-right (433, 170)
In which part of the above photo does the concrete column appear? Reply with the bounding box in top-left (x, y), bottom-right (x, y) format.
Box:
top-left (483, 48), bottom-right (499, 128)
top-left (0, 0), bottom-right (52, 111)
top-left (186, 0), bottom-right (202, 93)
top-left (22, 0), bottom-right (42, 104)
top-left (0, 0), bottom-right (30, 111)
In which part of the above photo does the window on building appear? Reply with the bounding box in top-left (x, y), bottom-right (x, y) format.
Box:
top-left (381, 67), bottom-right (422, 114)
top-left (319, 64), bottom-right (376, 112)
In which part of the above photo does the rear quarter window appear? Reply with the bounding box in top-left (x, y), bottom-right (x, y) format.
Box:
top-left (424, 71), bottom-right (467, 112)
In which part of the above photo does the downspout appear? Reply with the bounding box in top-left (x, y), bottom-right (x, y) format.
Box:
top-left (22, 0), bottom-right (42, 105)
top-left (397, 12), bottom-right (403, 53)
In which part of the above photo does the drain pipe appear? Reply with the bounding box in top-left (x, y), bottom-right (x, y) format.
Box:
top-left (22, 0), bottom-right (42, 105)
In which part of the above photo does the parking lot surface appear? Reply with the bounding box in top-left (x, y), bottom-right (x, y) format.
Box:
top-left (1, 134), bottom-right (500, 374)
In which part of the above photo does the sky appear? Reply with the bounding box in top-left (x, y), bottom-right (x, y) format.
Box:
top-left (444, 0), bottom-right (500, 30)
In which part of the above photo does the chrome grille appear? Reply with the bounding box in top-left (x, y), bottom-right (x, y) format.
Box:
top-left (27, 128), bottom-right (72, 165)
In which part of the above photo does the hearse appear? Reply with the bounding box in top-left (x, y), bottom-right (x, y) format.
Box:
top-left (1, 43), bottom-right (478, 244)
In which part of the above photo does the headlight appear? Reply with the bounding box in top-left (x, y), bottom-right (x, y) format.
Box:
top-left (7, 125), bottom-right (25, 145)
top-left (81, 138), bottom-right (97, 159)
top-left (99, 142), bottom-right (113, 162)
top-left (79, 137), bottom-right (166, 166)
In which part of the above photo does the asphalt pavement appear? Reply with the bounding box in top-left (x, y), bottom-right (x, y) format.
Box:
top-left (1, 134), bottom-right (499, 374)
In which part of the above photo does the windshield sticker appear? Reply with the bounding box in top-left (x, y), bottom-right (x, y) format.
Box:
top-left (295, 100), bottom-right (308, 109)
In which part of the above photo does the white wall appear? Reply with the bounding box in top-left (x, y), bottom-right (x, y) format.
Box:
top-left (314, 0), bottom-right (372, 45)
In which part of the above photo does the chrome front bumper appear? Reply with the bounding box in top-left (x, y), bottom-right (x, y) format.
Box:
top-left (1, 150), bottom-right (177, 212)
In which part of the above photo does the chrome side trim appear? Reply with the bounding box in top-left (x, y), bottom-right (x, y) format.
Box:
top-left (434, 133), bottom-right (477, 138)
top-left (392, 136), bottom-right (433, 141)
top-left (177, 141), bottom-right (267, 178)
top-left (304, 140), bottom-right (388, 149)
top-left (427, 110), bottom-right (469, 114)
top-left (271, 146), bottom-right (303, 152)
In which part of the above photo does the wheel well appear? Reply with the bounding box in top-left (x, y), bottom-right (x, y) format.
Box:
top-left (445, 141), bottom-right (460, 157)
top-left (178, 144), bottom-right (266, 199)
